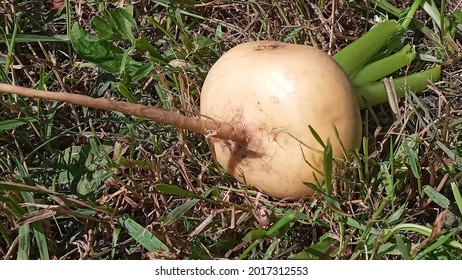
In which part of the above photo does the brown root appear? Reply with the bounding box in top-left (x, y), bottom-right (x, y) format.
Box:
top-left (0, 83), bottom-right (248, 142)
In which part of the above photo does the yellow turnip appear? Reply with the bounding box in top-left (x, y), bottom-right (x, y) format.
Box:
top-left (200, 41), bottom-right (362, 199)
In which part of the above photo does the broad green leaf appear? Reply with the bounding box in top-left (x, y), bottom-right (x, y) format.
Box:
top-left (91, 16), bottom-right (120, 41)
top-left (76, 170), bottom-right (113, 196)
top-left (91, 6), bottom-right (136, 43)
top-left (52, 145), bottom-right (113, 196)
top-left (69, 23), bottom-right (148, 79)
top-left (453, 10), bottom-right (462, 24)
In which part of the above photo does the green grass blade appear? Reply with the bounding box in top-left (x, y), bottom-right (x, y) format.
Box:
top-left (395, 234), bottom-right (410, 260)
top-left (402, 140), bottom-right (422, 180)
top-left (0, 34), bottom-right (68, 43)
top-left (116, 82), bottom-right (138, 103)
top-left (3, 13), bottom-right (20, 73)
top-left (146, 16), bottom-right (181, 49)
top-left (306, 182), bottom-right (342, 210)
top-left (238, 239), bottom-right (261, 260)
top-left (421, 0), bottom-right (443, 29)
top-left (366, 0), bottom-right (403, 17)
top-left (333, 20), bottom-right (401, 77)
top-left (265, 211), bottom-right (296, 236)
top-left (414, 231), bottom-right (456, 260)
top-left (17, 224), bottom-right (31, 260)
top-left (354, 65), bottom-right (441, 108)
top-left (323, 140), bottom-right (333, 195)
top-left (451, 183), bottom-right (462, 215)
top-left (423, 185), bottom-right (450, 209)
top-left (30, 222), bottom-right (49, 260)
top-left (111, 227), bottom-right (121, 259)
top-left (243, 229), bottom-right (267, 241)
top-left (238, 211), bottom-right (296, 260)
top-left (0, 118), bottom-right (38, 132)
top-left (351, 44), bottom-right (416, 86)
top-left (161, 199), bottom-right (200, 226)
top-left (308, 125), bottom-right (326, 148)
top-left (21, 192), bottom-right (50, 260)
top-left (118, 214), bottom-right (169, 253)
top-left (290, 234), bottom-right (336, 260)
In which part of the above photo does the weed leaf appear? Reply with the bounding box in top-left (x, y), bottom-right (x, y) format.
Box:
top-left (70, 23), bottom-right (148, 79)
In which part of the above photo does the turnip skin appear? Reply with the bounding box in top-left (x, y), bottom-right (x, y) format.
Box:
top-left (200, 41), bottom-right (362, 199)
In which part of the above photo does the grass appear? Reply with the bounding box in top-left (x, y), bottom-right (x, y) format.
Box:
top-left (0, 0), bottom-right (461, 260)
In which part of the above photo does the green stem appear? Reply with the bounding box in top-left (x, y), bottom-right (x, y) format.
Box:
top-left (351, 44), bottom-right (416, 86)
top-left (4, 13), bottom-right (20, 74)
top-left (333, 20), bottom-right (401, 78)
top-left (401, 0), bottom-right (424, 29)
top-left (354, 65), bottom-right (441, 108)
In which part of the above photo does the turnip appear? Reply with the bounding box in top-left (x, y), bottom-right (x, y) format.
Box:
top-left (0, 20), bottom-right (441, 199)
top-left (200, 41), bottom-right (362, 199)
